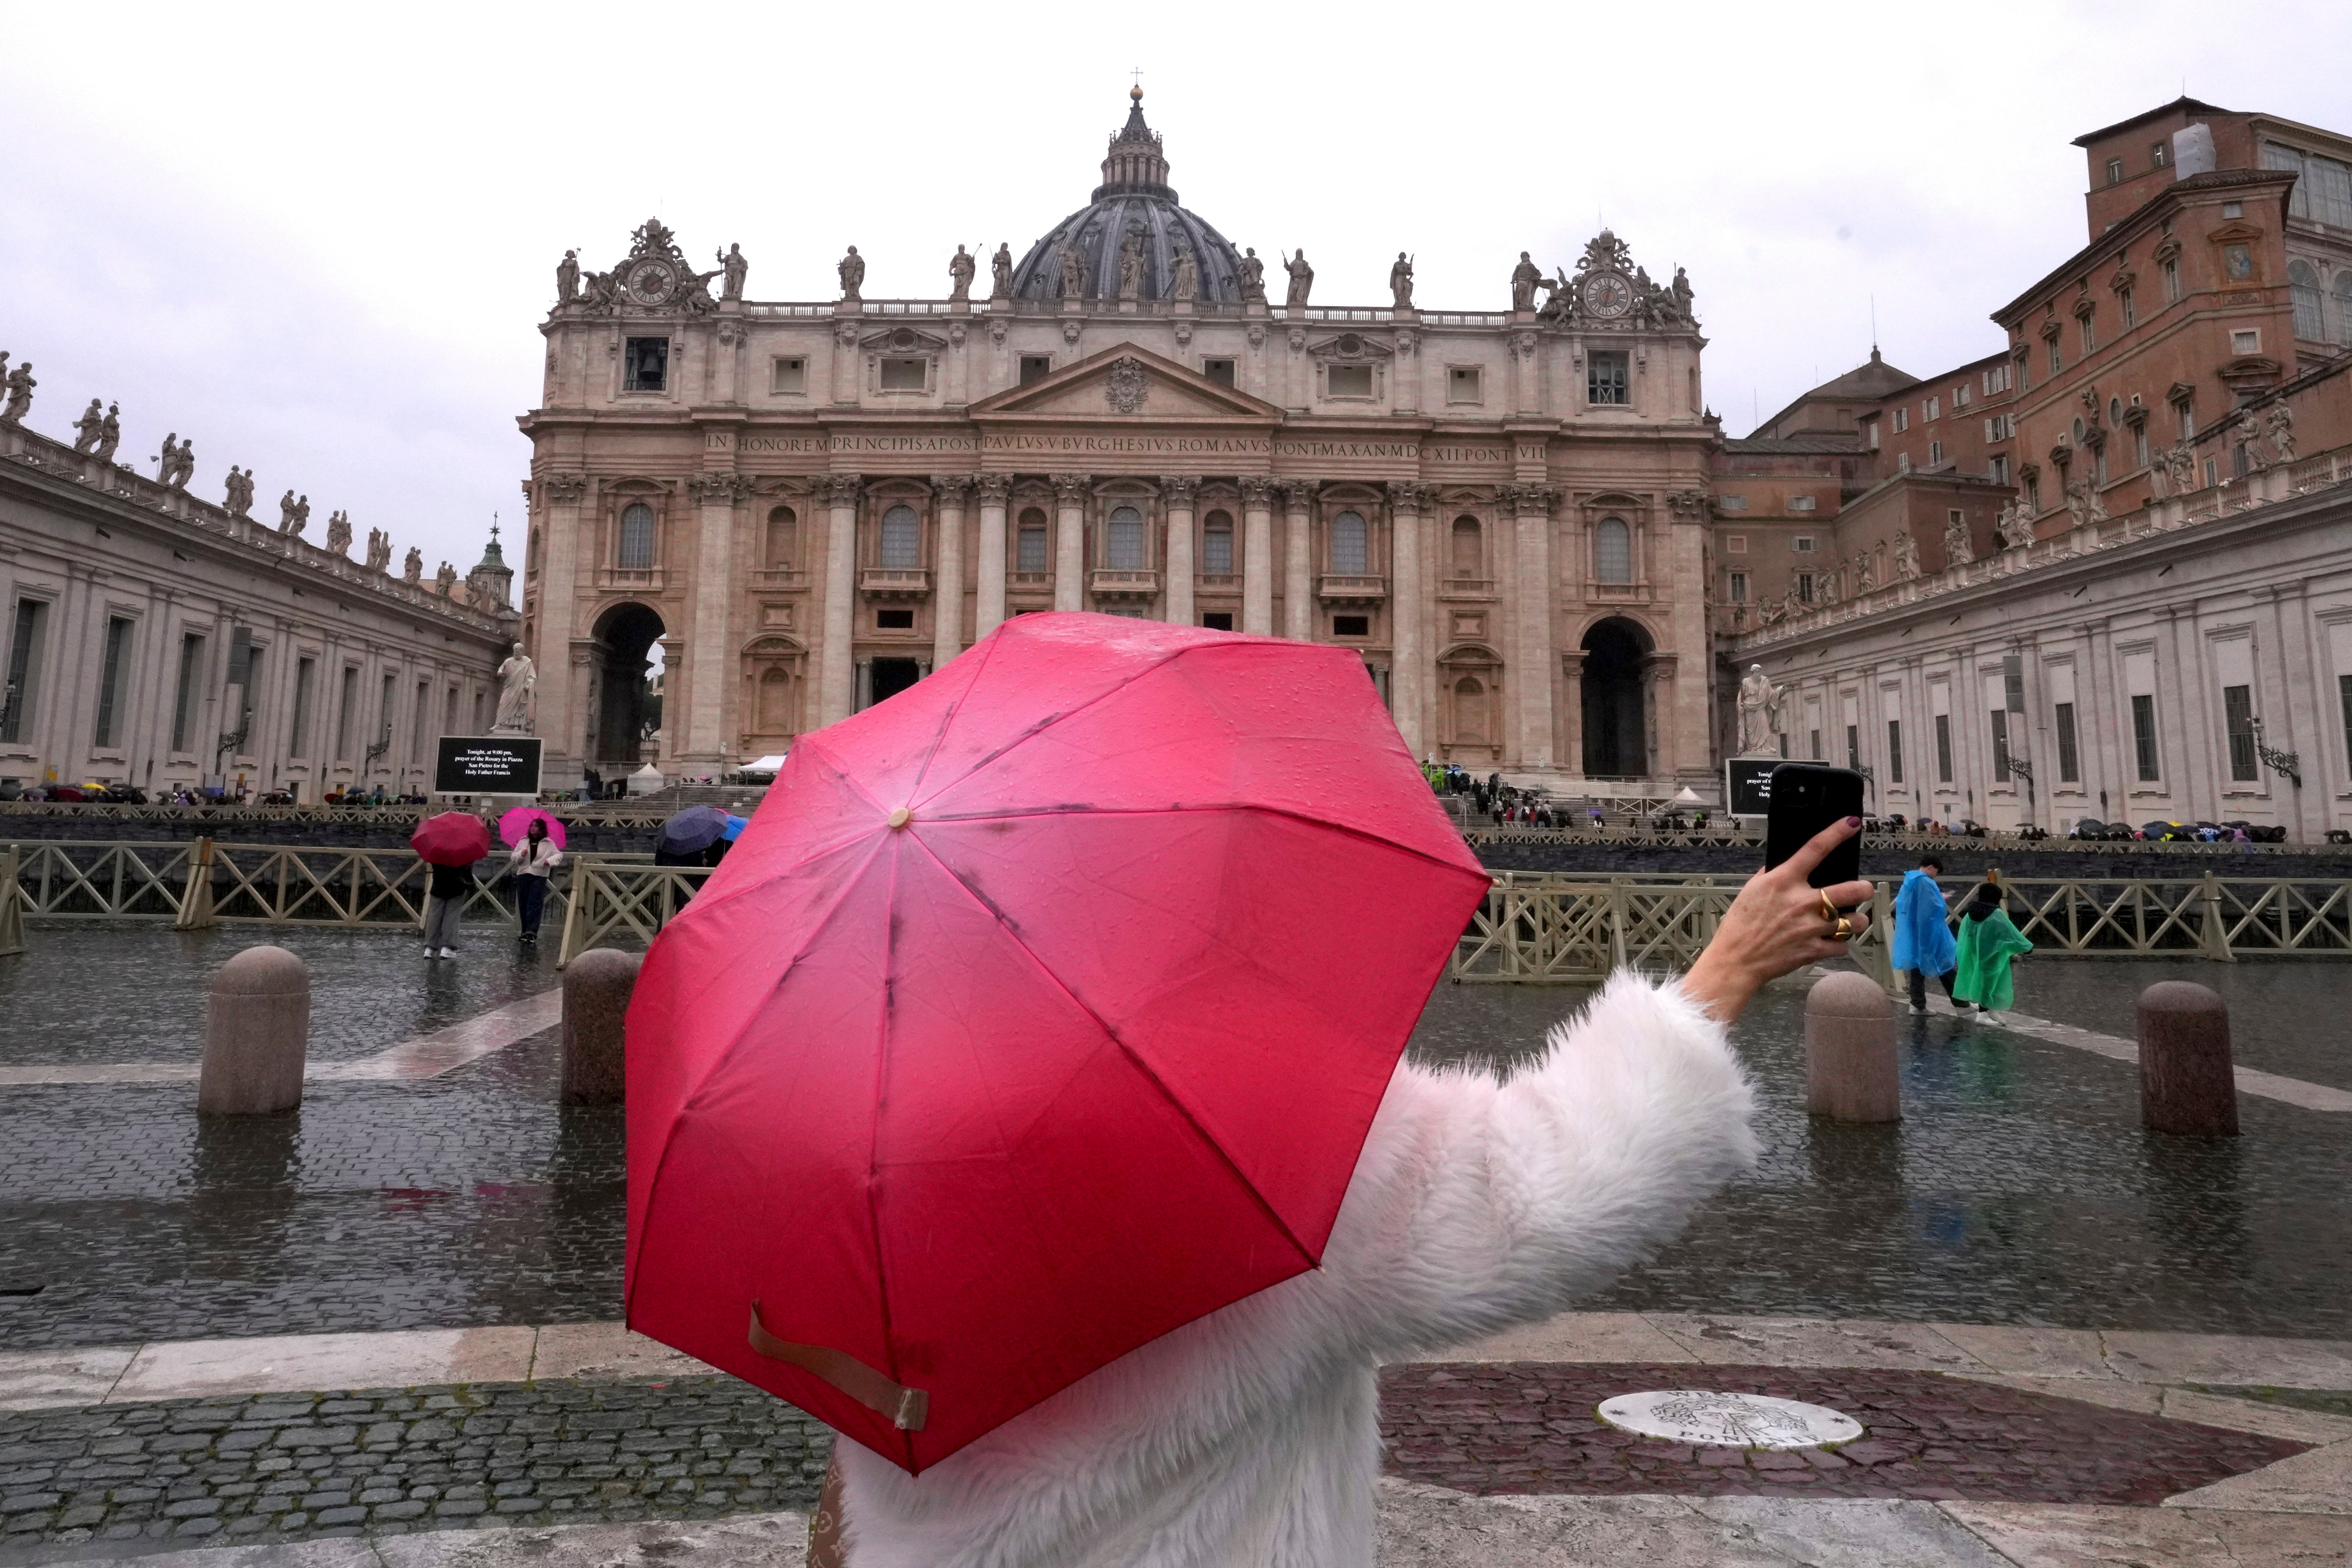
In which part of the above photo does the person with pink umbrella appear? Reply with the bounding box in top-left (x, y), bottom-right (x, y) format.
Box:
top-left (499, 810), bottom-right (566, 945)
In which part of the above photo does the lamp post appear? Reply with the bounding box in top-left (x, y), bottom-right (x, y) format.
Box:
top-left (2249, 716), bottom-right (2301, 788)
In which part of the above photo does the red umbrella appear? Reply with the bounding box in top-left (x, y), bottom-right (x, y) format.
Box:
top-left (497, 806), bottom-right (567, 851)
top-left (410, 812), bottom-right (491, 867)
top-left (625, 613), bottom-right (1489, 1473)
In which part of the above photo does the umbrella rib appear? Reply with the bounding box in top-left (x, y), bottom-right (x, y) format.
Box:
top-left (907, 643), bottom-right (1201, 813)
top-left (914, 802), bottom-right (1487, 884)
top-left (901, 629), bottom-right (1004, 802)
top-left (899, 827), bottom-right (1321, 1271)
top-left (867, 831), bottom-right (915, 1432)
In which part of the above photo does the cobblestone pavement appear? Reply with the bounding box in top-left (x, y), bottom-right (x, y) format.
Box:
top-left (0, 1376), bottom-right (829, 1556)
top-left (6, 937), bottom-right (2352, 1350)
top-left (1377, 1362), bottom-right (2308, 1504)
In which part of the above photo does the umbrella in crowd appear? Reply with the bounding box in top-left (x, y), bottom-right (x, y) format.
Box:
top-left (655, 806), bottom-right (729, 857)
top-left (497, 806), bottom-right (567, 850)
top-left (721, 814), bottom-right (750, 842)
top-left (623, 612), bottom-right (1491, 1472)
top-left (409, 812), bottom-right (491, 867)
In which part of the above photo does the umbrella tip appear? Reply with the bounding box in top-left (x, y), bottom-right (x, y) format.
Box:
top-left (887, 808), bottom-right (912, 830)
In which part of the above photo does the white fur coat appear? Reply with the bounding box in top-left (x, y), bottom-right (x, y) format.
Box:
top-left (836, 973), bottom-right (1758, 1568)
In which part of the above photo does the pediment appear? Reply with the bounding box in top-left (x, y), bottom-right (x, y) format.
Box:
top-left (968, 343), bottom-right (1283, 423)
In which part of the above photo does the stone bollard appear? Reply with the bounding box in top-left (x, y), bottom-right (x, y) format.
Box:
top-left (1805, 970), bottom-right (1900, 1123)
top-left (562, 947), bottom-right (642, 1104)
top-left (2137, 981), bottom-right (2238, 1136)
top-left (198, 945), bottom-right (310, 1114)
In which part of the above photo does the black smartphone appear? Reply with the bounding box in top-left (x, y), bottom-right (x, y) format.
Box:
top-left (1764, 763), bottom-right (1864, 894)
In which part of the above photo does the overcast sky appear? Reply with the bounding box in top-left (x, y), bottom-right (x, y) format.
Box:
top-left (5, 1), bottom-right (2348, 580)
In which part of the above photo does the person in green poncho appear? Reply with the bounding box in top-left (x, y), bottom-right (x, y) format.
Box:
top-left (1953, 870), bottom-right (2034, 1018)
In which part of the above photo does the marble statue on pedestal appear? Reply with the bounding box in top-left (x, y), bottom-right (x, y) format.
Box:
top-left (2165, 440), bottom-right (2197, 495)
top-left (1282, 249), bottom-right (1313, 307)
top-left (556, 250), bottom-right (579, 305)
top-left (837, 246), bottom-right (865, 302)
top-left (2268, 401), bottom-right (2297, 464)
top-left (434, 561), bottom-right (458, 596)
top-left (223, 467), bottom-right (254, 517)
top-left (720, 243), bottom-right (747, 301)
top-left (1238, 248), bottom-right (1265, 303)
top-left (402, 546), bottom-right (422, 583)
top-left (94, 404), bottom-right (121, 463)
top-left (366, 527), bottom-right (391, 572)
top-left (157, 436), bottom-right (194, 490)
top-left (989, 242), bottom-right (1013, 299)
top-left (324, 510), bottom-right (352, 557)
top-left (493, 642), bottom-right (536, 734)
top-left (0, 360), bottom-right (32, 423)
top-left (72, 399), bottom-right (104, 452)
top-left (1116, 227), bottom-right (1144, 301)
top-left (947, 244), bottom-right (975, 302)
top-left (2236, 410), bottom-right (2268, 472)
top-left (1390, 253), bottom-right (1415, 308)
top-left (1943, 511), bottom-right (1974, 567)
top-left (1737, 664), bottom-right (1786, 755)
top-left (1892, 530), bottom-right (1921, 582)
top-left (1169, 247), bottom-right (1198, 303)
top-left (1510, 252), bottom-right (1542, 312)
top-left (1058, 240), bottom-right (1087, 299)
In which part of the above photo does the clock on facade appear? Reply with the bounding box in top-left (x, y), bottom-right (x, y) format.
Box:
top-left (1580, 270), bottom-right (1633, 318)
top-left (625, 258), bottom-right (679, 306)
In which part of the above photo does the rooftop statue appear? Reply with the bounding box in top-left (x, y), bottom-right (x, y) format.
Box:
top-left (1169, 246), bottom-right (1199, 303)
top-left (1943, 509), bottom-right (1974, 567)
top-left (0, 359), bottom-right (31, 423)
top-left (556, 249), bottom-right (579, 305)
top-left (222, 466), bottom-right (255, 518)
top-left (1510, 252), bottom-right (1542, 312)
top-left (72, 398), bottom-right (104, 453)
top-left (1239, 248), bottom-right (1265, 303)
top-left (94, 403), bottom-right (121, 463)
top-left (720, 243), bottom-right (748, 301)
top-left (947, 244), bottom-right (975, 302)
top-left (839, 246), bottom-right (865, 302)
top-left (367, 527), bottom-right (392, 573)
top-left (989, 243), bottom-right (1013, 299)
top-left (1058, 237), bottom-right (1087, 298)
top-left (1892, 530), bottom-right (1921, 582)
top-left (1390, 252), bottom-right (1414, 308)
top-left (402, 546), bottom-right (422, 584)
top-left (1282, 249), bottom-right (1313, 308)
top-left (1116, 226), bottom-right (1145, 301)
top-left (325, 509), bottom-right (353, 557)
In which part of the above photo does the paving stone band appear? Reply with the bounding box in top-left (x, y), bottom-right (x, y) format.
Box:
top-left (1596, 1390), bottom-right (1862, 1450)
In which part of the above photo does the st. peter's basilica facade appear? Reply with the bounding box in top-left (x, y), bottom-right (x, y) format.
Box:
top-left (518, 90), bottom-right (1718, 791)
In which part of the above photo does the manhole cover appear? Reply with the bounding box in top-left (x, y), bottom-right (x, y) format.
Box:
top-left (1597, 1390), bottom-right (1863, 1450)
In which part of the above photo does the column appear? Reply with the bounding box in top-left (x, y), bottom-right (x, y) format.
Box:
top-left (931, 476), bottom-right (971, 666)
top-left (1643, 653), bottom-right (1680, 778)
top-left (1388, 483), bottom-right (1427, 753)
top-left (1558, 649), bottom-right (1586, 777)
top-left (818, 474), bottom-right (860, 726)
top-left (684, 472), bottom-right (743, 765)
top-left (974, 476), bottom-right (1010, 636)
top-left (1241, 478), bottom-right (1276, 636)
top-left (1281, 483), bottom-right (1315, 640)
top-left (1052, 474), bottom-right (1087, 613)
top-left (1510, 487), bottom-right (1558, 772)
top-left (532, 474), bottom-right (588, 780)
top-left (1161, 477), bottom-right (1197, 626)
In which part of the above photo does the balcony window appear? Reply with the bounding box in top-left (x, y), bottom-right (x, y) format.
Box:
top-left (1106, 506), bottom-right (1145, 570)
top-left (1016, 509), bottom-right (1049, 573)
top-left (879, 504), bottom-right (921, 569)
top-left (1201, 511), bottom-right (1234, 575)
top-left (1330, 511), bottom-right (1368, 574)
top-left (1019, 354), bottom-right (1053, 385)
top-left (1202, 358), bottom-right (1236, 387)
top-left (1326, 364), bottom-right (1373, 399)
top-left (1332, 615), bottom-right (1370, 638)
top-left (1595, 517), bottom-right (1632, 584)
top-left (880, 358), bottom-right (928, 391)
top-left (618, 503), bottom-right (655, 570)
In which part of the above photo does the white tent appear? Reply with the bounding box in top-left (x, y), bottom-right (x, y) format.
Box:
top-left (743, 754), bottom-right (788, 774)
top-left (1671, 787), bottom-right (1705, 806)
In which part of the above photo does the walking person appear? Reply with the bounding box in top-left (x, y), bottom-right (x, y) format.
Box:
top-left (505, 818), bottom-right (562, 945)
top-left (421, 859), bottom-right (474, 959)
top-left (1893, 853), bottom-right (1965, 1013)
top-left (1953, 870), bottom-right (2033, 1023)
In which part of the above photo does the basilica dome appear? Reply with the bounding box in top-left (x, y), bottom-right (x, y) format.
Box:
top-left (1008, 91), bottom-right (1250, 306)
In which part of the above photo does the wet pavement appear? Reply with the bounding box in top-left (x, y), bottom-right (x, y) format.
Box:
top-left (0, 928), bottom-right (557, 1067)
top-left (1, 933), bottom-right (2350, 1352)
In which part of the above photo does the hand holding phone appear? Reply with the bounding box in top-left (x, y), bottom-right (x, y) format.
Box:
top-left (1763, 763), bottom-right (1865, 897)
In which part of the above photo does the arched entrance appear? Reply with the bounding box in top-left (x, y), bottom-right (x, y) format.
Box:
top-left (589, 602), bottom-right (664, 769)
top-left (1580, 618), bottom-right (1651, 778)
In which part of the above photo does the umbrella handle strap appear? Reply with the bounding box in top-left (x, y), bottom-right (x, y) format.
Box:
top-left (749, 1303), bottom-right (929, 1432)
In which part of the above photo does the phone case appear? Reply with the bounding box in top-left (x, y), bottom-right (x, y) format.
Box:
top-left (1763, 763), bottom-right (1864, 892)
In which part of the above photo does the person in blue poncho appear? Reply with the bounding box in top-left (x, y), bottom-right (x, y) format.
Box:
top-left (1892, 853), bottom-right (1966, 1013)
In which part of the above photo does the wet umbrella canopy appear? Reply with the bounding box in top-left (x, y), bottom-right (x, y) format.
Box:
top-left (497, 806), bottom-right (566, 850)
top-left (409, 812), bottom-right (491, 867)
top-left (623, 613), bottom-right (1490, 1472)
top-left (656, 806), bottom-right (729, 856)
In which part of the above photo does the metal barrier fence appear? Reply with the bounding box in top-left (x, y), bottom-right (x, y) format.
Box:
top-left (554, 858), bottom-right (715, 967)
top-left (1451, 871), bottom-right (2352, 983)
top-left (0, 839), bottom-right (656, 935)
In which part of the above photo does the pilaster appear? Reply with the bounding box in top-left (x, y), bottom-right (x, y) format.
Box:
top-left (975, 476), bottom-right (1010, 636)
top-left (1281, 482), bottom-right (1314, 641)
top-left (932, 476), bottom-right (972, 665)
top-left (818, 474), bottom-right (861, 725)
top-left (1241, 477), bottom-right (1275, 637)
top-left (1052, 474), bottom-right (1087, 613)
top-left (1388, 482), bottom-right (1427, 753)
top-left (683, 471), bottom-right (747, 765)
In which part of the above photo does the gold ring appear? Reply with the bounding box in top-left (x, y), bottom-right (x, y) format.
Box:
top-left (1831, 915), bottom-right (1855, 941)
top-left (1817, 890), bottom-right (1839, 923)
